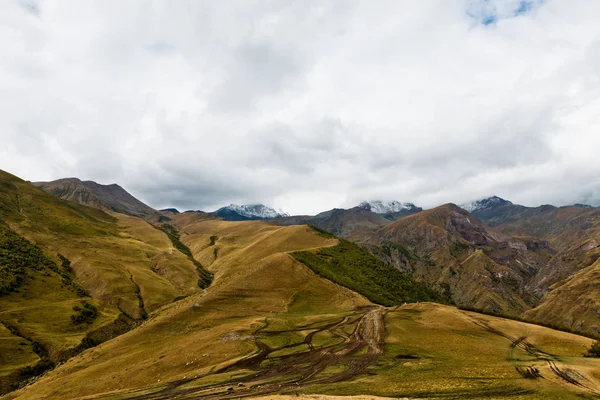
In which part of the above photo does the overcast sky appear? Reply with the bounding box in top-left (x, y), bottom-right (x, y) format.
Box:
top-left (2, 0), bottom-right (600, 214)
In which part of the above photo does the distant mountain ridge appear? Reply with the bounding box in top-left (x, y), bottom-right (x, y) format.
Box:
top-left (358, 200), bottom-right (419, 214)
top-left (211, 204), bottom-right (289, 221)
top-left (460, 196), bottom-right (513, 213)
top-left (33, 178), bottom-right (158, 218)
top-left (271, 200), bottom-right (423, 240)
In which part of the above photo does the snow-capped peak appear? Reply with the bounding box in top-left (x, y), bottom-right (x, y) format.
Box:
top-left (358, 200), bottom-right (418, 214)
top-left (460, 196), bottom-right (511, 213)
top-left (218, 204), bottom-right (289, 219)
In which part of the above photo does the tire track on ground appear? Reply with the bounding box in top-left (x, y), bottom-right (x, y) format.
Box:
top-left (120, 306), bottom-right (386, 400)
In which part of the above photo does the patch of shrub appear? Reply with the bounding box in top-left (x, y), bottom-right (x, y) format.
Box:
top-left (57, 253), bottom-right (73, 274)
top-left (71, 301), bottom-right (98, 325)
top-left (19, 358), bottom-right (55, 379)
top-left (587, 341), bottom-right (600, 357)
top-left (0, 220), bottom-right (55, 295)
top-left (291, 238), bottom-right (444, 306)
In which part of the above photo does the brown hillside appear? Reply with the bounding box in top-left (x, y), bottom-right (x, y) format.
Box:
top-left (33, 178), bottom-right (158, 218)
top-left (367, 204), bottom-right (554, 315)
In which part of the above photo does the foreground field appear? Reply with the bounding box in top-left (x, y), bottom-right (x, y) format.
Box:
top-left (3, 214), bottom-right (599, 400)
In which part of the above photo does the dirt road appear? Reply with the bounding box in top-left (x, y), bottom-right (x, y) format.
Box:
top-left (468, 315), bottom-right (600, 398)
top-left (120, 306), bottom-right (386, 400)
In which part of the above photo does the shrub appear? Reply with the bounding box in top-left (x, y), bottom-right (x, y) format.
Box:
top-left (0, 220), bottom-right (55, 295)
top-left (71, 301), bottom-right (98, 325)
top-left (587, 341), bottom-right (600, 357)
top-left (291, 238), bottom-right (444, 306)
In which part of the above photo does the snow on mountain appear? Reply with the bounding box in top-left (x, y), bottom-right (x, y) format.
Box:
top-left (460, 196), bottom-right (512, 213)
top-left (214, 204), bottom-right (289, 219)
top-left (358, 200), bottom-right (418, 214)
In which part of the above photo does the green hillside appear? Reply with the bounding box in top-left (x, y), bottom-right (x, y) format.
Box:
top-left (291, 233), bottom-right (443, 306)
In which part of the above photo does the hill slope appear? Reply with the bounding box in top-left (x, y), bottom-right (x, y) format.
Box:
top-left (365, 204), bottom-right (554, 316)
top-left (6, 215), bottom-right (600, 400)
top-left (464, 197), bottom-right (600, 333)
top-left (0, 170), bottom-right (209, 393)
top-left (33, 178), bottom-right (158, 218)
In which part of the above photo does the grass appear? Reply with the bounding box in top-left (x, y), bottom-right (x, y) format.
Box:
top-left (6, 217), bottom-right (600, 400)
top-left (155, 223), bottom-right (213, 289)
top-left (0, 171), bottom-right (211, 393)
top-left (291, 238), bottom-right (443, 306)
top-left (459, 305), bottom-right (600, 340)
top-left (296, 304), bottom-right (597, 400)
top-left (7, 220), bottom-right (367, 399)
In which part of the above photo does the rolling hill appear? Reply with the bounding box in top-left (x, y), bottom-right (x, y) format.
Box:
top-left (0, 170), bottom-right (210, 393)
top-left (2, 169), bottom-right (600, 399)
top-left (5, 212), bottom-right (600, 400)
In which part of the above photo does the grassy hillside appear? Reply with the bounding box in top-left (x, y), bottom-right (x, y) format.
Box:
top-left (525, 258), bottom-right (600, 334)
top-left (0, 170), bottom-right (211, 393)
top-left (5, 216), bottom-right (600, 400)
top-left (5, 218), bottom-right (368, 399)
top-left (291, 235), bottom-right (443, 306)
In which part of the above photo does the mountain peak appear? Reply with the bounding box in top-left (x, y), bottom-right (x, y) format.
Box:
top-left (212, 204), bottom-right (289, 221)
top-left (358, 200), bottom-right (418, 214)
top-left (460, 196), bottom-right (512, 213)
top-left (33, 178), bottom-right (157, 217)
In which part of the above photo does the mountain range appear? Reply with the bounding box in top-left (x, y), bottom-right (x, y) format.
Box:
top-left (2, 170), bottom-right (600, 399)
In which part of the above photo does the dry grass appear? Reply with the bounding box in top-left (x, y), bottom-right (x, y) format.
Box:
top-left (0, 172), bottom-right (207, 391)
top-left (6, 218), bottom-right (367, 400)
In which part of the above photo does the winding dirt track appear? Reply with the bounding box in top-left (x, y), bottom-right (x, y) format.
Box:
top-left (120, 306), bottom-right (386, 400)
top-left (468, 315), bottom-right (600, 398)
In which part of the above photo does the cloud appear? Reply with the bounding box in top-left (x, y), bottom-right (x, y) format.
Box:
top-left (1, 0), bottom-right (600, 214)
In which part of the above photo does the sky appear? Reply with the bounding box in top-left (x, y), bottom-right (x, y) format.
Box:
top-left (2, 0), bottom-right (600, 215)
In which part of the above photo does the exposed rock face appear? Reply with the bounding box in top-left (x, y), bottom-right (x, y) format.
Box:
top-left (464, 198), bottom-right (600, 333)
top-left (366, 204), bottom-right (554, 316)
top-left (34, 178), bottom-right (158, 218)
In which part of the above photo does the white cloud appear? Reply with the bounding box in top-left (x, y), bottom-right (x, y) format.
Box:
top-left (1, 0), bottom-right (600, 215)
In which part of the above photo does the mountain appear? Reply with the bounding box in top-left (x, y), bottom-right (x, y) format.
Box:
top-left (271, 207), bottom-right (392, 241)
top-left (460, 195), bottom-right (514, 213)
top-left (358, 200), bottom-right (421, 214)
top-left (2, 169), bottom-right (599, 399)
top-left (33, 178), bottom-right (158, 218)
top-left (365, 204), bottom-right (554, 315)
top-left (160, 208), bottom-right (180, 214)
top-left (0, 170), bottom-right (210, 393)
top-left (9, 204), bottom-right (599, 400)
top-left (459, 197), bottom-right (600, 333)
top-left (271, 202), bottom-right (423, 241)
top-left (211, 203), bottom-right (289, 221)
